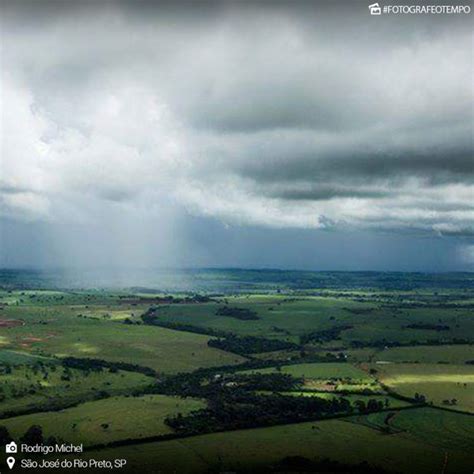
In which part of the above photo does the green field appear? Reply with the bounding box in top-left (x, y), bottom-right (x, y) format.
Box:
top-left (74, 412), bottom-right (473, 474)
top-left (143, 293), bottom-right (474, 347)
top-left (241, 362), bottom-right (370, 380)
top-left (376, 363), bottom-right (474, 412)
top-left (1, 395), bottom-right (206, 446)
top-left (347, 407), bottom-right (474, 450)
top-left (145, 296), bottom-right (375, 342)
top-left (0, 271), bottom-right (473, 474)
top-left (241, 362), bottom-right (382, 393)
top-left (377, 344), bottom-right (474, 364)
top-left (0, 349), bottom-right (55, 365)
top-left (0, 363), bottom-right (153, 417)
top-left (347, 344), bottom-right (474, 365)
top-left (0, 304), bottom-right (245, 373)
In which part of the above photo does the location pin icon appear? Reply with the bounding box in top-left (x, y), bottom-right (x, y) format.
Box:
top-left (7, 456), bottom-right (15, 470)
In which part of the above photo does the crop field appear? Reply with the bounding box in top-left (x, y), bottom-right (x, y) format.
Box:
top-left (0, 270), bottom-right (473, 474)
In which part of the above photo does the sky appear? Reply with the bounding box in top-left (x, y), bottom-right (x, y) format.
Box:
top-left (0, 0), bottom-right (473, 272)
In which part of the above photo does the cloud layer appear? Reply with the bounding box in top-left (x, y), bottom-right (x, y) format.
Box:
top-left (1, 1), bottom-right (473, 241)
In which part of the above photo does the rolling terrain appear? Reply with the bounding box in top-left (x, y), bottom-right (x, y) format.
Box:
top-left (0, 269), bottom-right (472, 473)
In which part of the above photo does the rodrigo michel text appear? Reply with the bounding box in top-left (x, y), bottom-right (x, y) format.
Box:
top-left (21, 443), bottom-right (83, 454)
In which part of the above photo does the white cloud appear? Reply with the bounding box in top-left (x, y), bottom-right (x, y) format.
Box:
top-left (1, 1), bottom-right (472, 237)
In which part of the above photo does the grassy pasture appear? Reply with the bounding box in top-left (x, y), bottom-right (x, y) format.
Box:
top-left (241, 362), bottom-right (371, 380)
top-left (147, 295), bottom-right (377, 341)
top-left (0, 290), bottom-right (124, 307)
top-left (142, 294), bottom-right (474, 348)
top-left (376, 363), bottom-right (474, 412)
top-left (76, 415), bottom-right (473, 474)
top-left (346, 344), bottom-right (474, 364)
top-left (377, 344), bottom-right (474, 364)
top-left (75, 307), bottom-right (142, 322)
top-left (0, 364), bottom-right (152, 417)
top-left (386, 407), bottom-right (474, 450)
top-left (345, 347), bottom-right (379, 362)
top-left (1, 281), bottom-right (473, 474)
top-left (1, 394), bottom-right (205, 446)
top-left (343, 305), bottom-right (474, 346)
top-left (0, 349), bottom-right (55, 365)
top-left (347, 407), bottom-right (474, 451)
top-left (0, 305), bottom-right (246, 373)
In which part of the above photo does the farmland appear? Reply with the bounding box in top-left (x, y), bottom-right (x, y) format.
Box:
top-left (241, 362), bottom-right (371, 380)
top-left (346, 407), bottom-right (474, 450)
top-left (0, 269), bottom-right (473, 473)
top-left (375, 363), bottom-right (474, 412)
top-left (374, 344), bottom-right (474, 364)
top-left (75, 411), bottom-right (473, 474)
top-left (0, 303), bottom-right (245, 372)
top-left (1, 395), bottom-right (206, 447)
top-left (0, 362), bottom-right (153, 417)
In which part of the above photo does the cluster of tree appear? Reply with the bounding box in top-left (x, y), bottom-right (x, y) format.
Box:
top-left (120, 294), bottom-right (213, 306)
top-left (60, 356), bottom-right (156, 377)
top-left (300, 325), bottom-right (353, 344)
top-left (0, 426), bottom-right (12, 445)
top-left (442, 398), bottom-right (457, 406)
top-left (208, 335), bottom-right (299, 355)
top-left (161, 367), bottom-right (396, 436)
top-left (215, 306), bottom-right (259, 320)
top-left (156, 370), bottom-right (300, 399)
top-left (349, 338), bottom-right (473, 349)
top-left (353, 399), bottom-right (386, 413)
top-left (271, 326), bottom-right (291, 335)
top-left (0, 364), bottom-right (12, 375)
top-left (403, 323), bottom-right (450, 331)
top-left (413, 393), bottom-right (426, 403)
top-left (343, 307), bottom-right (375, 315)
top-left (0, 425), bottom-right (63, 447)
top-left (385, 301), bottom-right (474, 309)
top-left (155, 356), bottom-right (341, 398)
top-left (141, 314), bottom-right (228, 338)
top-left (143, 305), bottom-right (369, 359)
top-left (165, 391), bottom-right (353, 435)
top-left (222, 373), bottom-right (300, 392)
top-left (123, 318), bottom-right (141, 325)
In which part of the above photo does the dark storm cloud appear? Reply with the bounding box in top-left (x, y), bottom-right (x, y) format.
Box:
top-left (238, 136), bottom-right (474, 186)
top-left (268, 186), bottom-right (391, 201)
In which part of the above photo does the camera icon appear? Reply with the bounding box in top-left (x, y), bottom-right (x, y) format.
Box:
top-left (5, 441), bottom-right (17, 454)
